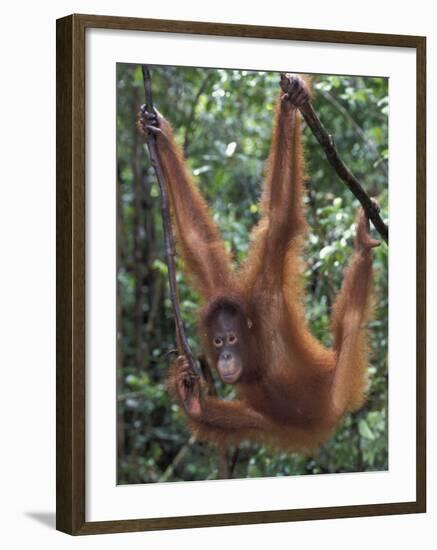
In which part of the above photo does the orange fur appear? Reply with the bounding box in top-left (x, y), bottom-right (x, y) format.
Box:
top-left (140, 75), bottom-right (377, 453)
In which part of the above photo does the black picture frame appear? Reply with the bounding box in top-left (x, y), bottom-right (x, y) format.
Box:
top-left (56, 13), bottom-right (426, 535)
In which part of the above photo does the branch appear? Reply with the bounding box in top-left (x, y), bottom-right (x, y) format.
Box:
top-left (199, 356), bottom-right (237, 479)
top-left (280, 74), bottom-right (388, 244)
top-left (140, 65), bottom-right (200, 376)
top-left (319, 88), bottom-right (388, 178)
top-left (159, 435), bottom-right (197, 483)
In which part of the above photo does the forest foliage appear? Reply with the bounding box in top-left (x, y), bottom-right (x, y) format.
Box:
top-left (116, 65), bottom-right (388, 484)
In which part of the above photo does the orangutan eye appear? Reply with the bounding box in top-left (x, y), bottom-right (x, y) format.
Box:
top-left (213, 337), bottom-right (223, 347)
top-left (227, 333), bottom-right (237, 344)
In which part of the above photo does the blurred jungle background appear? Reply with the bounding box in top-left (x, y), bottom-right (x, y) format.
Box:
top-left (116, 64), bottom-right (388, 484)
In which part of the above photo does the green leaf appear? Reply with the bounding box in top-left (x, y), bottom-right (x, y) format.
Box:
top-left (359, 419), bottom-right (375, 440)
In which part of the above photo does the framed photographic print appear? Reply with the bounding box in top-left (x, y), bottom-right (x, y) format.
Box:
top-left (56, 13), bottom-right (426, 535)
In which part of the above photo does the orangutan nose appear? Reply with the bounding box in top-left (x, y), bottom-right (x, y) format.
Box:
top-left (221, 352), bottom-right (232, 362)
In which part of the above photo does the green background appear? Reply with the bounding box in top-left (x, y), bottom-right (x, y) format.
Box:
top-left (116, 65), bottom-right (388, 484)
